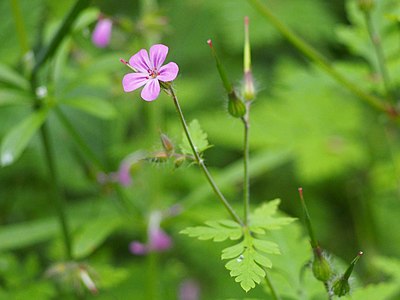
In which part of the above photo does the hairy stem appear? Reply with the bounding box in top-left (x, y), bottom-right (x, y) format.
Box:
top-left (168, 86), bottom-right (243, 226)
top-left (247, 0), bottom-right (392, 114)
top-left (40, 123), bottom-right (72, 259)
top-left (264, 271), bottom-right (281, 300)
top-left (242, 102), bottom-right (251, 225)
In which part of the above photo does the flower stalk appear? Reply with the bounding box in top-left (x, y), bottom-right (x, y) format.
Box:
top-left (167, 86), bottom-right (244, 226)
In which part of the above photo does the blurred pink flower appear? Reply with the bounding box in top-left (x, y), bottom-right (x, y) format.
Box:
top-left (130, 211), bottom-right (172, 255)
top-left (92, 17), bottom-right (112, 48)
top-left (122, 44), bottom-right (179, 101)
top-left (179, 279), bottom-right (200, 300)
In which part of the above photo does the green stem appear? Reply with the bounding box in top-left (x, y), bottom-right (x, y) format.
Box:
top-left (364, 11), bottom-right (392, 100)
top-left (247, 0), bottom-right (391, 114)
top-left (168, 86), bottom-right (244, 226)
top-left (31, 0), bottom-right (91, 78)
top-left (242, 102), bottom-right (251, 225)
top-left (10, 0), bottom-right (29, 54)
top-left (264, 270), bottom-right (281, 300)
top-left (40, 122), bottom-right (72, 259)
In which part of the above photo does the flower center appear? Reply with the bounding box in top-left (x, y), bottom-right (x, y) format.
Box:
top-left (148, 68), bottom-right (159, 79)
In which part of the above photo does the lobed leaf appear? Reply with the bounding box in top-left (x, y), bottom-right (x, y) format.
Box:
top-left (179, 119), bottom-right (211, 156)
top-left (180, 219), bottom-right (242, 242)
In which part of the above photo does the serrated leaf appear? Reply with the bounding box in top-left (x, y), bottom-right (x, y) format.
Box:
top-left (221, 242), bottom-right (245, 259)
top-left (1, 109), bottom-right (48, 166)
top-left (250, 199), bottom-right (296, 232)
top-left (179, 119), bottom-right (211, 156)
top-left (253, 239), bottom-right (280, 255)
top-left (180, 219), bottom-right (242, 242)
top-left (224, 233), bottom-right (267, 292)
top-left (61, 97), bottom-right (117, 119)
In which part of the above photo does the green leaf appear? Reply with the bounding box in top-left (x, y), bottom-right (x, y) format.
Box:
top-left (61, 97), bottom-right (117, 119)
top-left (180, 219), bottom-right (242, 242)
top-left (0, 89), bottom-right (31, 106)
top-left (179, 119), bottom-right (211, 156)
top-left (73, 214), bottom-right (122, 259)
top-left (0, 63), bottom-right (29, 90)
top-left (250, 199), bottom-right (296, 232)
top-left (1, 109), bottom-right (48, 166)
top-left (224, 232), bottom-right (269, 292)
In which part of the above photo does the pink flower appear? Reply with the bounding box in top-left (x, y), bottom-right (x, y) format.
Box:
top-left (129, 211), bottom-right (172, 255)
top-left (122, 44), bottom-right (179, 101)
top-left (92, 17), bottom-right (112, 48)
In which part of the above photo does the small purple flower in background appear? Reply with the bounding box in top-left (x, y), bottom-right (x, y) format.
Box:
top-left (92, 17), bottom-right (112, 48)
top-left (130, 211), bottom-right (172, 255)
top-left (179, 279), bottom-right (201, 300)
top-left (121, 44), bottom-right (179, 101)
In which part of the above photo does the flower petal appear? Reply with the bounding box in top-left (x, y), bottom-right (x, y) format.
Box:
top-left (129, 241), bottom-right (148, 255)
top-left (157, 62), bottom-right (179, 82)
top-left (122, 73), bottom-right (148, 92)
top-left (92, 18), bottom-right (112, 48)
top-left (141, 79), bottom-right (160, 101)
top-left (129, 49), bottom-right (151, 73)
top-left (149, 44), bottom-right (168, 70)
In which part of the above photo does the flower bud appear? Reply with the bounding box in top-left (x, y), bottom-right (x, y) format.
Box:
top-left (228, 91), bottom-right (246, 118)
top-left (174, 155), bottom-right (186, 168)
top-left (243, 16), bottom-right (256, 101)
top-left (333, 251), bottom-right (363, 297)
top-left (332, 276), bottom-right (350, 297)
top-left (92, 17), bottom-right (112, 48)
top-left (160, 133), bottom-right (174, 155)
top-left (312, 249), bottom-right (332, 282)
top-left (358, 0), bottom-right (374, 13)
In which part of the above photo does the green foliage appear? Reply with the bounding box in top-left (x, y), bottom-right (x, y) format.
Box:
top-left (179, 119), bottom-right (211, 156)
top-left (0, 109), bottom-right (48, 166)
top-left (61, 97), bottom-right (117, 120)
top-left (181, 219), bottom-right (242, 241)
top-left (181, 200), bottom-right (294, 292)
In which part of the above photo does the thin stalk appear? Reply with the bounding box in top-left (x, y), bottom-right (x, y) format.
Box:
top-left (264, 270), bottom-right (281, 300)
top-left (242, 102), bottom-right (251, 225)
top-left (10, 0), bottom-right (29, 54)
top-left (247, 0), bottom-right (391, 114)
top-left (364, 11), bottom-right (392, 100)
top-left (167, 86), bottom-right (244, 226)
top-left (40, 122), bottom-right (72, 259)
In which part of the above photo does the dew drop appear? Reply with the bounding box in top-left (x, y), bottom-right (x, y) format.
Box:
top-left (1, 151), bottom-right (14, 166)
top-left (237, 254), bottom-right (244, 262)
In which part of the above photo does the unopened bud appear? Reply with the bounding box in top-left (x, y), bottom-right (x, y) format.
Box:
top-left (243, 16), bottom-right (256, 101)
top-left (174, 155), bottom-right (186, 168)
top-left (160, 133), bottom-right (174, 154)
top-left (228, 91), bottom-right (246, 118)
top-left (333, 251), bottom-right (363, 297)
top-left (358, 0), bottom-right (374, 13)
top-left (312, 249), bottom-right (332, 282)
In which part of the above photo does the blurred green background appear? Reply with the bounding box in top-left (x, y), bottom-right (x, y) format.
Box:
top-left (1, 0), bottom-right (400, 299)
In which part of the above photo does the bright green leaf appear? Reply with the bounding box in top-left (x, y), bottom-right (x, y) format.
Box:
top-left (180, 119), bottom-right (211, 156)
top-left (62, 97), bottom-right (117, 119)
top-left (1, 109), bottom-right (48, 166)
top-left (180, 219), bottom-right (242, 242)
top-left (250, 199), bottom-right (296, 232)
